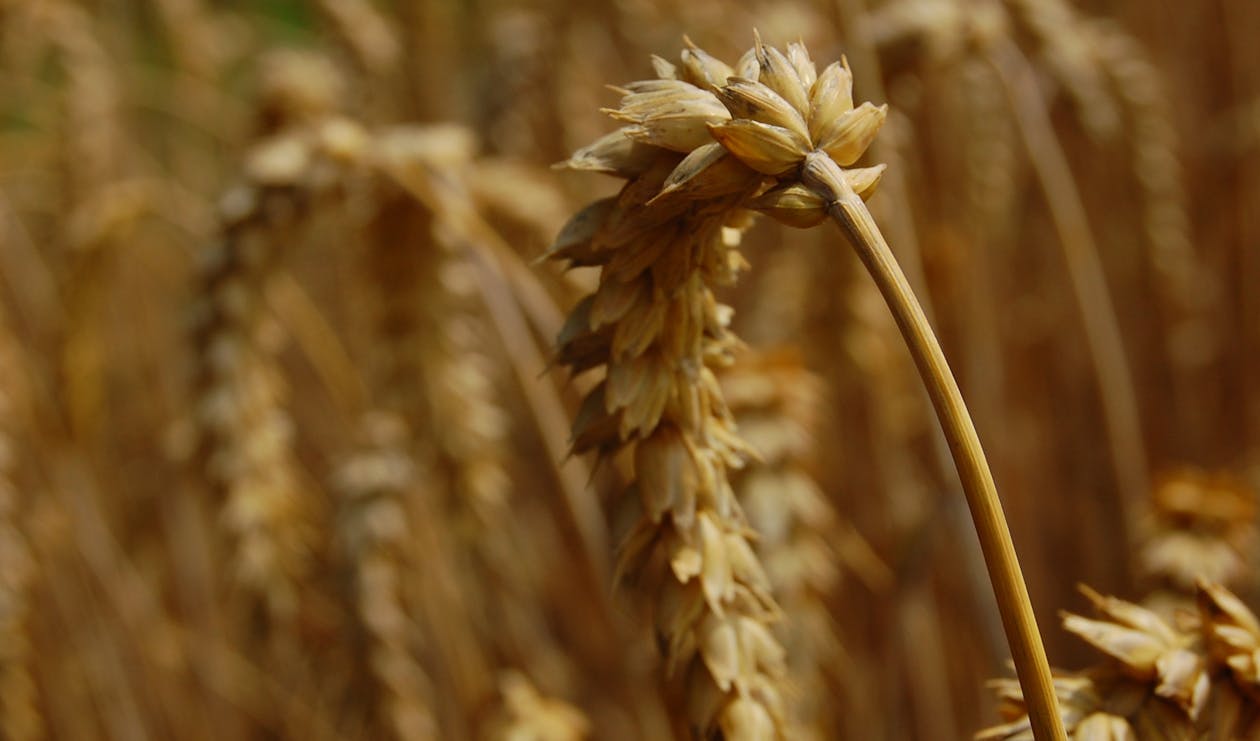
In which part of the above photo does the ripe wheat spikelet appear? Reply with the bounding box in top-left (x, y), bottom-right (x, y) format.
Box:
top-left (360, 128), bottom-right (500, 731)
top-left (549, 34), bottom-right (887, 738)
top-left (422, 222), bottom-right (513, 533)
top-left (334, 412), bottom-right (438, 741)
top-left (981, 581), bottom-right (1260, 739)
top-left (362, 130), bottom-right (477, 434)
top-left (0, 313), bottom-right (42, 741)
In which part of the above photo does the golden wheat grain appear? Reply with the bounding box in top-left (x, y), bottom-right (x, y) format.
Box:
top-left (371, 127), bottom-right (611, 728)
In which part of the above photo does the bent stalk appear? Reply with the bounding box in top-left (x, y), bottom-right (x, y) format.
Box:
top-left (801, 151), bottom-right (1066, 741)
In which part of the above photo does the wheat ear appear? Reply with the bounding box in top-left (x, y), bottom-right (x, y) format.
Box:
top-left (551, 33), bottom-right (1061, 739)
top-left (551, 40), bottom-right (792, 739)
top-left (192, 120), bottom-right (366, 635)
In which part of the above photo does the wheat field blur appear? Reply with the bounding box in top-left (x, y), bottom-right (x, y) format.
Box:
top-left (1, 0), bottom-right (1259, 739)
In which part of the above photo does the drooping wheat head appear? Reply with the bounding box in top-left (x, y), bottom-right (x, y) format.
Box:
top-left (549, 34), bottom-right (892, 738)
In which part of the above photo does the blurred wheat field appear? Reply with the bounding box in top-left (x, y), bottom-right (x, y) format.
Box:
top-left (1, 0), bottom-right (1259, 739)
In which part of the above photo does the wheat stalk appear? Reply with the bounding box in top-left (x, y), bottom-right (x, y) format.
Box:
top-left (798, 148), bottom-right (1063, 741)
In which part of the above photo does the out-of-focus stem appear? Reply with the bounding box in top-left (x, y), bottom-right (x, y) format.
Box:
top-left (802, 151), bottom-right (1065, 741)
top-left (987, 38), bottom-right (1149, 531)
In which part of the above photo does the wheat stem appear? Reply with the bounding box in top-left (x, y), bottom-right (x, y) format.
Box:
top-left (801, 151), bottom-right (1066, 741)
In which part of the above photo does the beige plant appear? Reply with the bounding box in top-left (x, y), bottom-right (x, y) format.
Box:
top-left (550, 33), bottom-right (1062, 739)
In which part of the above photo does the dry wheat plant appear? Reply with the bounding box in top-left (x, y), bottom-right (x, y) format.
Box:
top-left (0, 0), bottom-right (1258, 739)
